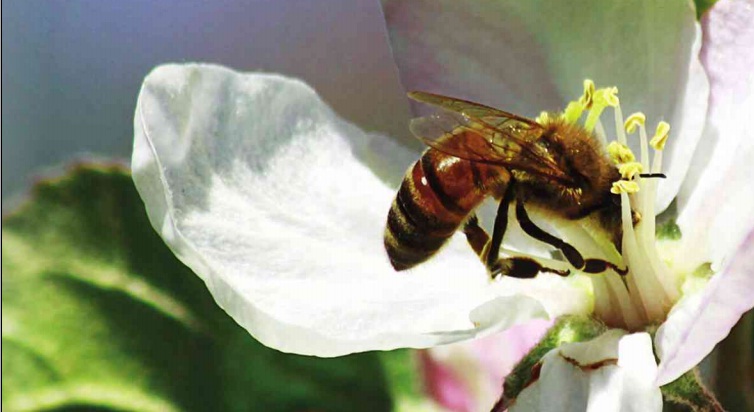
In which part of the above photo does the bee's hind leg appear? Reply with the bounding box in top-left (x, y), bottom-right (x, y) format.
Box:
top-left (462, 187), bottom-right (569, 279)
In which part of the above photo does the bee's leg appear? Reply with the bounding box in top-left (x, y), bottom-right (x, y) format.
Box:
top-left (462, 214), bottom-right (489, 258)
top-left (514, 202), bottom-right (628, 276)
top-left (484, 184), bottom-right (516, 271)
top-left (462, 187), bottom-right (569, 279)
top-left (490, 256), bottom-right (570, 279)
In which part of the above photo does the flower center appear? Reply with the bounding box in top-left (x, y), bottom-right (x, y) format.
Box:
top-left (552, 80), bottom-right (682, 330)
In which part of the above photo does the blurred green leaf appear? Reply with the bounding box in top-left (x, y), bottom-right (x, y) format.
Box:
top-left (713, 311), bottom-right (754, 411)
top-left (2, 164), bottom-right (392, 412)
top-left (694, 0), bottom-right (718, 18)
top-left (380, 350), bottom-right (439, 412)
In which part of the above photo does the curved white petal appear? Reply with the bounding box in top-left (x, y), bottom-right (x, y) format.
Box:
top-left (132, 63), bottom-right (590, 356)
top-left (655, 229), bottom-right (754, 386)
top-left (511, 331), bottom-right (661, 412)
top-left (676, 0), bottom-right (754, 273)
top-left (383, 0), bottom-right (708, 211)
top-left (655, 0), bottom-right (754, 387)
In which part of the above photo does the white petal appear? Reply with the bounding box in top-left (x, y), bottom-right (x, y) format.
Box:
top-left (657, 0), bottom-right (754, 386)
top-left (655, 229), bottom-right (754, 386)
top-left (132, 64), bottom-right (590, 356)
top-left (676, 0), bottom-right (754, 273)
top-left (512, 331), bottom-right (661, 412)
top-left (616, 334), bottom-right (665, 412)
top-left (384, 0), bottom-right (708, 211)
top-left (654, 25), bottom-right (710, 211)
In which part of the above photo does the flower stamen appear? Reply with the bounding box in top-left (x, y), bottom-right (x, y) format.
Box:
top-left (616, 111), bottom-right (679, 324)
top-left (579, 79), bottom-right (596, 109)
top-left (611, 180), bottom-right (640, 194)
top-left (584, 86), bottom-right (619, 132)
top-left (619, 162), bottom-right (644, 180)
top-left (650, 121), bottom-right (670, 150)
top-left (624, 112), bottom-right (646, 134)
top-left (612, 98), bottom-right (627, 145)
top-left (607, 141), bottom-right (636, 164)
top-left (562, 101), bottom-right (585, 124)
top-left (554, 81), bottom-right (684, 330)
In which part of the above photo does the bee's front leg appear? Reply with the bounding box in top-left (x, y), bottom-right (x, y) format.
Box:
top-left (463, 185), bottom-right (569, 279)
top-left (514, 201), bottom-right (628, 276)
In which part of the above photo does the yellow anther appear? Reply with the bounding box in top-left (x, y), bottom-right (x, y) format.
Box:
top-left (561, 101), bottom-right (584, 124)
top-left (607, 141), bottom-right (636, 164)
top-left (584, 85), bottom-right (619, 132)
top-left (624, 112), bottom-right (646, 134)
top-left (611, 180), bottom-right (640, 194)
top-left (619, 162), bottom-right (644, 179)
top-left (536, 111), bottom-right (551, 124)
top-left (594, 87), bottom-right (619, 108)
top-left (650, 121), bottom-right (670, 150)
top-left (579, 79), bottom-right (595, 109)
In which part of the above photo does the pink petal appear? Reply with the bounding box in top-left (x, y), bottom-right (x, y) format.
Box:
top-left (700, 0), bottom-right (754, 109)
top-left (470, 319), bottom-right (554, 380)
top-left (676, 0), bottom-right (754, 273)
top-left (420, 351), bottom-right (476, 412)
top-left (383, 0), bottom-right (561, 117)
top-left (421, 319), bottom-right (552, 411)
top-left (655, 229), bottom-right (754, 385)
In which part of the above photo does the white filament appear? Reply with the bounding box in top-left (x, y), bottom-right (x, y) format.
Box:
top-left (600, 104), bottom-right (678, 328)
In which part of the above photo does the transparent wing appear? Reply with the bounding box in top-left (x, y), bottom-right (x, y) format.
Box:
top-left (409, 108), bottom-right (572, 184)
top-left (408, 91), bottom-right (543, 130)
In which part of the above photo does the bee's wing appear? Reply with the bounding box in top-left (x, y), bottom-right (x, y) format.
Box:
top-left (408, 91), bottom-right (541, 129)
top-left (409, 110), bottom-right (573, 184)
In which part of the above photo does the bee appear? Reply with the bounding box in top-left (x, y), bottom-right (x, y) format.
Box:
top-left (384, 91), bottom-right (633, 279)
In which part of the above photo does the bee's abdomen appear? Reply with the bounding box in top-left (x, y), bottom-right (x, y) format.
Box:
top-left (385, 150), bottom-right (498, 270)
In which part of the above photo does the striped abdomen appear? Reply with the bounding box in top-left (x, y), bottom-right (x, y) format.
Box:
top-left (384, 149), bottom-right (509, 270)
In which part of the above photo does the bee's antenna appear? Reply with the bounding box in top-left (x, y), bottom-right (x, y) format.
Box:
top-left (639, 173), bottom-right (666, 179)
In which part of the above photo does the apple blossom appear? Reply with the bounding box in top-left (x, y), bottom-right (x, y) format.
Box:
top-left (132, 0), bottom-right (754, 410)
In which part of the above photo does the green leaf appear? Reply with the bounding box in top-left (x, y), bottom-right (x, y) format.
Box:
top-left (380, 350), bottom-right (438, 412)
top-left (694, 0), bottom-right (719, 19)
top-left (2, 164), bottom-right (392, 412)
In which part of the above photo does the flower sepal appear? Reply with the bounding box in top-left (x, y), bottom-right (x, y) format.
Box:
top-left (498, 316), bottom-right (607, 411)
top-left (660, 368), bottom-right (723, 412)
top-left (499, 318), bottom-right (725, 412)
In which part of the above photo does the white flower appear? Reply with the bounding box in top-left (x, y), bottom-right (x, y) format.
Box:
top-left (132, 0), bottom-right (754, 409)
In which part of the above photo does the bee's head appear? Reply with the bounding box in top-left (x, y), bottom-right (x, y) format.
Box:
top-left (531, 119), bottom-right (620, 215)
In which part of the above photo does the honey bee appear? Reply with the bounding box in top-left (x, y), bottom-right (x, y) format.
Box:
top-left (384, 91), bottom-right (633, 279)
